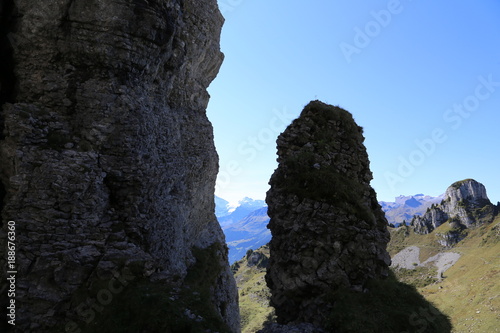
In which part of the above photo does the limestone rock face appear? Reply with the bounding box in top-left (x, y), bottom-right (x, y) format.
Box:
top-left (413, 179), bottom-right (495, 235)
top-left (247, 250), bottom-right (269, 269)
top-left (445, 179), bottom-right (489, 207)
top-left (265, 101), bottom-right (391, 328)
top-left (0, 0), bottom-right (239, 332)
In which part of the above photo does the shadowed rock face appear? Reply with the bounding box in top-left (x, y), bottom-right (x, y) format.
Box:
top-left (0, 0), bottom-right (239, 331)
top-left (265, 101), bottom-right (391, 328)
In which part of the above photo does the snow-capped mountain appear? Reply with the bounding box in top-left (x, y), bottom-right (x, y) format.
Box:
top-left (214, 196), bottom-right (269, 263)
top-left (215, 193), bottom-right (446, 262)
top-left (380, 193), bottom-right (445, 226)
top-left (215, 196), bottom-right (266, 228)
top-left (215, 196), bottom-right (231, 217)
top-left (223, 207), bottom-right (271, 263)
top-left (229, 197), bottom-right (267, 213)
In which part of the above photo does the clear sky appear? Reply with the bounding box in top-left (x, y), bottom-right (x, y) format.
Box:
top-left (207, 0), bottom-right (500, 205)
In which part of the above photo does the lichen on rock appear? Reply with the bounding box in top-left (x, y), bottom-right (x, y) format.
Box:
top-left (265, 100), bottom-right (391, 328)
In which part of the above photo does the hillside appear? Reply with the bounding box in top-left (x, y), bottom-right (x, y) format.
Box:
top-left (225, 179), bottom-right (499, 331)
top-left (234, 180), bottom-right (499, 332)
top-left (231, 246), bottom-right (274, 333)
top-left (234, 244), bottom-right (455, 332)
top-left (388, 215), bottom-right (500, 332)
top-left (388, 179), bottom-right (500, 332)
top-left (234, 217), bottom-right (499, 333)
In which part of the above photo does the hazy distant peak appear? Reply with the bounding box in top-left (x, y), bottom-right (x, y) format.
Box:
top-left (238, 196), bottom-right (266, 204)
top-left (389, 194), bottom-right (443, 206)
top-left (404, 197), bottom-right (422, 208)
top-left (215, 195), bottom-right (231, 217)
top-left (380, 193), bottom-right (444, 225)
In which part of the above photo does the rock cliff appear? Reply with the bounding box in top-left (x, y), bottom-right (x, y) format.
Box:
top-left (265, 101), bottom-right (391, 328)
top-left (412, 179), bottom-right (496, 238)
top-left (0, 1), bottom-right (239, 332)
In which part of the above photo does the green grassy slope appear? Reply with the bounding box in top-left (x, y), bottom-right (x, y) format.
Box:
top-left (232, 246), bottom-right (274, 333)
top-left (234, 216), bottom-right (499, 332)
top-left (234, 246), bottom-right (452, 332)
top-left (421, 217), bottom-right (500, 332)
top-left (389, 216), bottom-right (500, 332)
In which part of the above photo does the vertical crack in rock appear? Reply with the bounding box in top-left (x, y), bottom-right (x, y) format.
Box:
top-left (0, 0), bottom-right (239, 332)
top-left (265, 100), bottom-right (391, 328)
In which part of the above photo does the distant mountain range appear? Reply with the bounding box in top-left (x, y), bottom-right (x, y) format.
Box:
top-left (216, 196), bottom-right (266, 227)
top-left (215, 196), bottom-right (231, 218)
top-left (380, 193), bottom-right (445, 226)
top-left (230, 180), bottom-right (500, 333)
top-left (215, 196), bottom-right (270, 263)
top-left (215, 192), bottom-right (453, 262)
top-left (223, 207), bottom-right (271, 263)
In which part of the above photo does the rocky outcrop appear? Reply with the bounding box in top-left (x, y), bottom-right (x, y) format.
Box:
top-left (413, 207), bottom-right (449, 234)
top-left (0, 1), bottom-right (239, 332)
top-left (435, 227), bottom-right (468, 247)
top-left (412, 179), bottom-right (496, 235)
top-left (265, 101), bottom-right (391, 328)
top-left (246, 249), bottom-right (269, 269)
top-left (380, 193), bottom-right (444, 226)
top-left (445, 178), bottom-right (489, 206)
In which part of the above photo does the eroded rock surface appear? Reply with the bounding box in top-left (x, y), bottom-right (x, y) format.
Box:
top-left (413, 179), bottom-right (496, 236)
top-left (265, 101), bottom-right (391, 328)
top-left (0, 0), bottom-right (239, 331)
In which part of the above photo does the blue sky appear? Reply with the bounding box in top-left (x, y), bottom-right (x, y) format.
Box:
top-left (207, 0), bottom-right (500, 205)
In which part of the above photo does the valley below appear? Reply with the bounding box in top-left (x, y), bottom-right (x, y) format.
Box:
top-left (231, 215), bottom-right (499, 333)
top-left (222, 179), bottom-right (500, 332)
top-left (389, 217), bottom-right (500, 333)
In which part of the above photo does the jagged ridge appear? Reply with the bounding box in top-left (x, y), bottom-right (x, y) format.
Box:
top-left (412, 179), bottom-right (497, 246)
